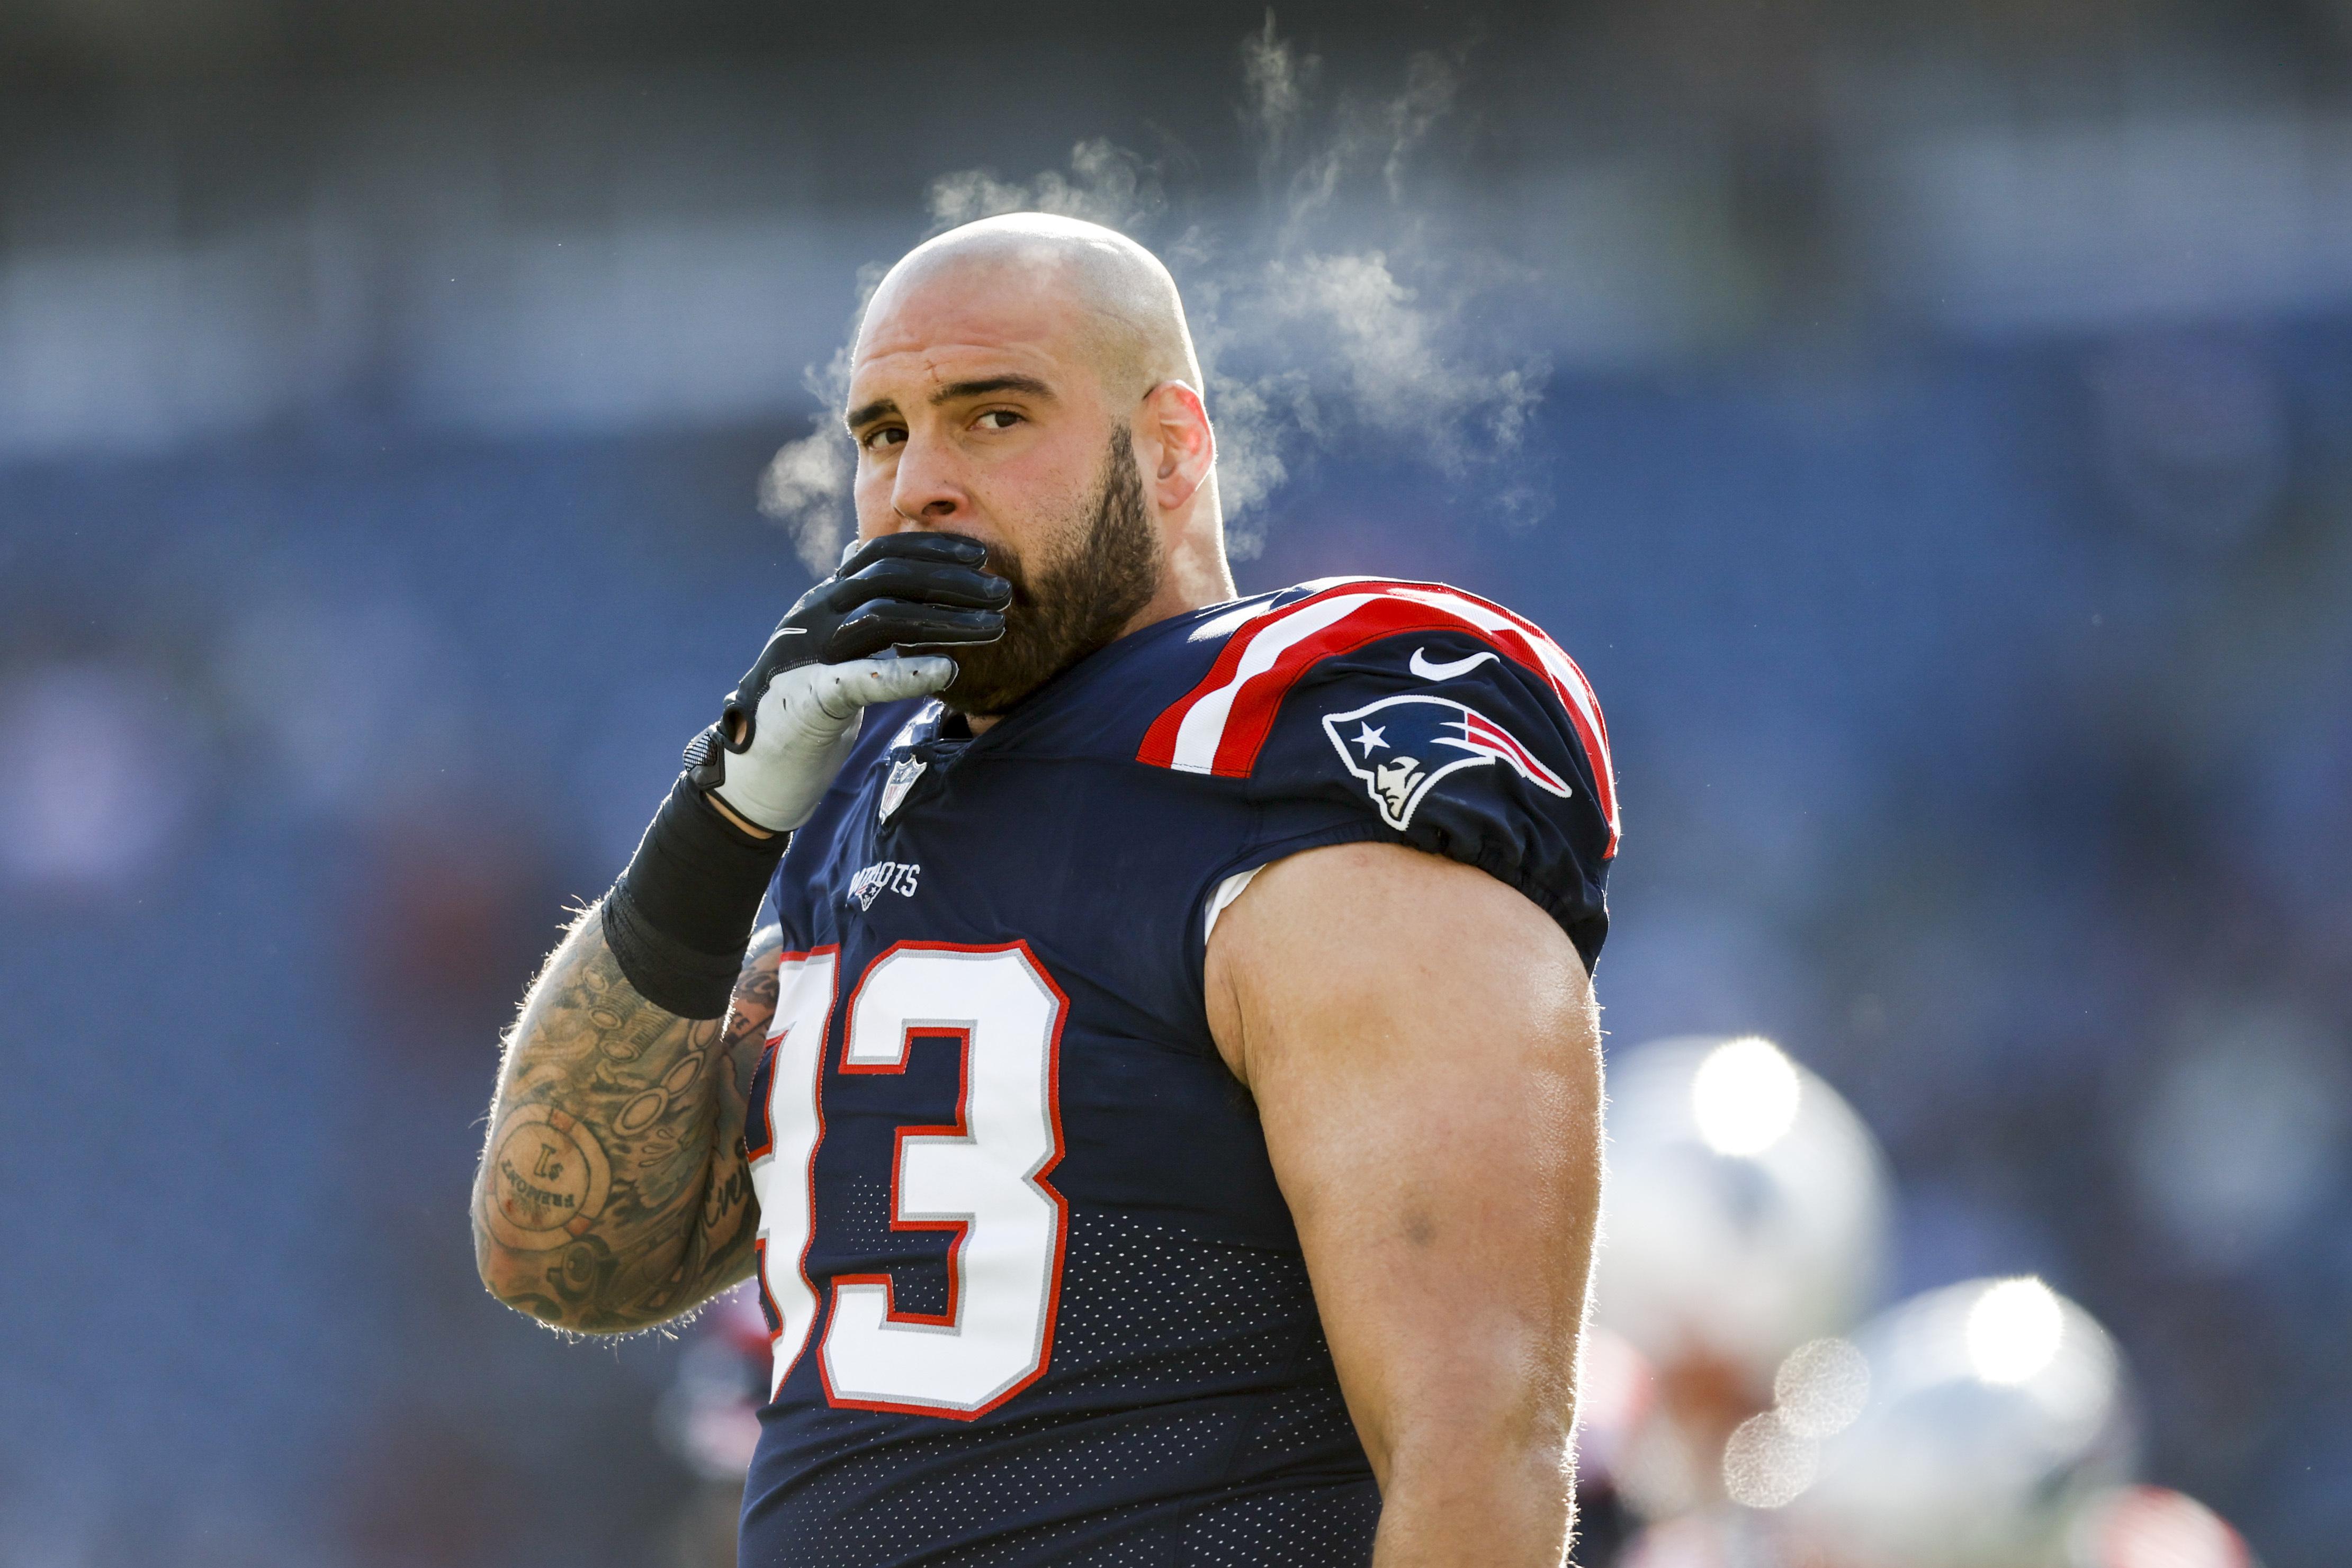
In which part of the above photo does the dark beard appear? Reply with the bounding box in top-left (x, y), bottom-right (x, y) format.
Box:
top-left (939, 428), bottom-right (1161, 717)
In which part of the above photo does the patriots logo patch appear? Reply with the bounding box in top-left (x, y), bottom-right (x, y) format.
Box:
top-left (1321, 694), bottom-right (1573, 831)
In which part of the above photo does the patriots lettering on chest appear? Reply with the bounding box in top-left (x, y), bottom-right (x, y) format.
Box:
top-left (846, 859), bottom-right (921, 911)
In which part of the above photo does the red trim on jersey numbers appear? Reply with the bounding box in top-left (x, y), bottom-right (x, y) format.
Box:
top-left (1137, 579), bottom-right (1619, 854)
top-left (816, 940), bottom-right (1071, 1421)
top-left (743, 1033), bottom-right (780, 1164)
top-left (742, 1032), bottom-right (781, 1165)
top-left (749, 945), bottom-right (838, 1398)
top-left (744, 945), bottom-right (834, 1166)
top-left (828, 1025), bottom-right (973, 1329)
top-left (752, 1234), bottom-right (777, 1329)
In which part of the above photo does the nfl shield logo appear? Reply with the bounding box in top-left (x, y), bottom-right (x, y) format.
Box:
top-left (878, 753), bottom-right (926, 823)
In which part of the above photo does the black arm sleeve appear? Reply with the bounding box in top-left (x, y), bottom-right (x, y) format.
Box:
top-left (602, 777), bottom-right (791, 1017)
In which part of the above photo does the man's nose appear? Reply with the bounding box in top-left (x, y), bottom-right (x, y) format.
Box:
top-left (886, 430), bottom-right (967, 526)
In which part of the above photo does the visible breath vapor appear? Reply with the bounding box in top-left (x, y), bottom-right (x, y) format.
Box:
top-left (928, 138), bottom-right (1166, 237)
top-left (758, 265), bottom-right (884, 572)
top-left (756, 422), bottom-right (852, 574)
top-left (760, 14), bottom-right (1548, 568)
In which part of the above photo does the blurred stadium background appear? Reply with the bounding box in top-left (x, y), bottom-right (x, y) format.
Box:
top-left (2, 1), bottom-right (2349, 1563)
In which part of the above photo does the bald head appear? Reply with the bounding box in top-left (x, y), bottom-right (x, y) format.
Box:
top-left (840, 213), bottom-right (1233, 642)
top-left (856, 214), bottom-right (1202, 404)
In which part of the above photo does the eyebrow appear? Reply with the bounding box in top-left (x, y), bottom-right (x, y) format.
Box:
top-left (843, 374), bottom-right (1058, 433)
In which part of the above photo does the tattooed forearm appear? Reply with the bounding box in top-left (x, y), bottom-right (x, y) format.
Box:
top-left (472, 905), bottom-right (782, 1333)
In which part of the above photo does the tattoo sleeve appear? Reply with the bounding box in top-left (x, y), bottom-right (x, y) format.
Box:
top-left (472, 905), bottom-right (782, 1333)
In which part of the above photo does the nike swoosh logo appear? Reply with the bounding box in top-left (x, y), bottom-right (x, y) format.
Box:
top-left (1408, 647), bottom-right (1498, 681)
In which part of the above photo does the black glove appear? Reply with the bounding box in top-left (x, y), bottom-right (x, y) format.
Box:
top-left (684, 532), bottom-right (1010, 828)
top-left (604, 532), bottom-right (1010, 1019)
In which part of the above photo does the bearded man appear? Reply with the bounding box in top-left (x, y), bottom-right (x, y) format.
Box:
top-left (473, 213), bottom-right (1619, 1568)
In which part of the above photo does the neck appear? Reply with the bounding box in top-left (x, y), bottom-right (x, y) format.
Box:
top-left (1130, 506), bottom-right (1237, 634)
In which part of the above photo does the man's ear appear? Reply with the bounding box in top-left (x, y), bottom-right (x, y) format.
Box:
top-left (1137, 381), bottom-right (1215, 513)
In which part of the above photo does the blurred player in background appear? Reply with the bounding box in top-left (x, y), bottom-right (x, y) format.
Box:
top-left (1577, 1033), bottom-right (2260, 1568)
top-left (471, 214), bottom-right (1620, 1566)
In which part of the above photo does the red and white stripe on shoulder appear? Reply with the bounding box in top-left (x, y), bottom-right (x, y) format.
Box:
top-left (1138, 578), bottom-right (1619, 848)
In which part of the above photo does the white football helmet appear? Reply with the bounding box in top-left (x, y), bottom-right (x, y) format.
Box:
top-left (1592, 1034), bottom-right (1893, 1389)
top-left (1776, 1277), bottom-right (2139, 1568)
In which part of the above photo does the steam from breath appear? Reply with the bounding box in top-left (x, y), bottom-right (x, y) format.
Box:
top-left (760, 15), bottom-right (1548, 571)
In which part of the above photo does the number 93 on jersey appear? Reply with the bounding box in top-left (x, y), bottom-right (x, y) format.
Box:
top-left (744, 941), bottom-right (1070, 1419)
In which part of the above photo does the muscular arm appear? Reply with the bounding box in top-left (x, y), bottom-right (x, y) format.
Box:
top-left (1206, 843), bottom-right (1604, 1568)
top-left (472, 908), bottom-right (782, 1333)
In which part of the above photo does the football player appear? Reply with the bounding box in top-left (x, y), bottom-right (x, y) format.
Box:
top-left (473, 213), bottom-right (1620, 1566)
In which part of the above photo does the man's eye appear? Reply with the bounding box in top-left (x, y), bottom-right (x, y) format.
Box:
top-left (974, 410), bottom-right (1022, 431)
top-left (863, 428), bottom-right (906, 451)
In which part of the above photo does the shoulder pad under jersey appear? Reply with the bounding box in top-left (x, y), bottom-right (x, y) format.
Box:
top-left (1137, 578), bottom-right (1618, 968)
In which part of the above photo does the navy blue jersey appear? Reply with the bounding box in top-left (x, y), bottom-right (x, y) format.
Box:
top-left (739, 578), bottom-right (1618, 1567)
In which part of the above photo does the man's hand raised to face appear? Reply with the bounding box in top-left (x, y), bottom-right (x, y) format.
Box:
top-left (686, 533), bottom-right (1010, 834)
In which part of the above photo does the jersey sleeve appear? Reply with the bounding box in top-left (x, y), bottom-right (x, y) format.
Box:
top-left (1138, 580), bottom-right (1619, 971)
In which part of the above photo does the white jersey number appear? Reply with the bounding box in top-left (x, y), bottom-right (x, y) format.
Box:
top-left (748, 941), bottom-right (1069, 1419)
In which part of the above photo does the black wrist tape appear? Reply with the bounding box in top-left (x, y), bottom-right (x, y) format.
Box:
top-left (603, 776), bottom-right (789, 1019)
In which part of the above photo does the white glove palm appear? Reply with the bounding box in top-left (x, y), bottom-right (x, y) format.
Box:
top-left (683, 533), bottom-right (1008, 834)
top-left (712, 654), bottom-right (958, 832)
